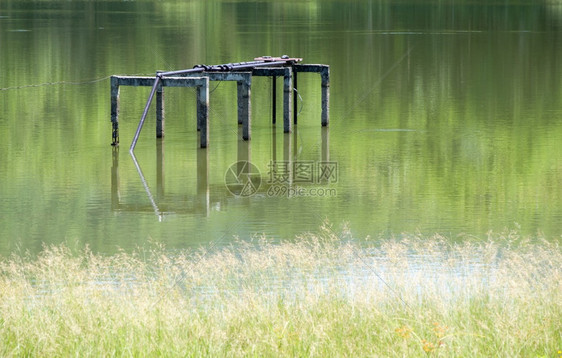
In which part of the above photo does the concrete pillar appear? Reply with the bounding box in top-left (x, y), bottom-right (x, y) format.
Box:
top-left (293, 68), bottom-right (298, 125)
top-left (283, 68), bottom-right (292, 133)
top-left (321, 66), bottom-right (330, 127)
top-left (272, 76), bottom-right (277, 125)
top-left (197, 78), bottom-right (210, 148)
top-left (156, 78), bottom-right (165, 138)
top-left (237, 81), bottom-right (243, 125)
top-left (238, 76), bottom-right (251, 140)
top-left (110, 76), bottom-right (120, 146)
top-left (291, 64), bottom-right (330, 127)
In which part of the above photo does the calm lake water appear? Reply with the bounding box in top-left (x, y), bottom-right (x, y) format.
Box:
top-left (1, 0), bottom-right (561, 255)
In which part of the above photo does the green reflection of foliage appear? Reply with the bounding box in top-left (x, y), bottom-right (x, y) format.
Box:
top-left (0, 0), bottom-right (560, 254)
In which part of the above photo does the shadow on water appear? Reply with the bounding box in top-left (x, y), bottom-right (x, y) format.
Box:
top-left (111, 125), bottom-right (330, 220)
top-left (112, 142), bottom-right (210, 221)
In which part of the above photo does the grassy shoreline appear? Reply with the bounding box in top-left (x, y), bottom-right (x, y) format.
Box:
top-left (1, 228), bottom-right (561, 356)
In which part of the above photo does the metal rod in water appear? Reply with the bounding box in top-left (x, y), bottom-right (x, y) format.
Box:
top-left (130, 75), bottom-right (161, 153)
top-left (130, 151), bottom-right (162, 220)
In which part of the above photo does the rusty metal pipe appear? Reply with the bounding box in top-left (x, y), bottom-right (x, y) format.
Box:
top-left (130, 75), bottom-right (162, 153)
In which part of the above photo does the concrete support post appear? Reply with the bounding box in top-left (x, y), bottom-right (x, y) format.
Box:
top-left (291, 64), bottom-right (330, 127)
top-left (110, 76), bottom-right (120, 146)
top-left (156, 75), bottom-right (165, 138)
top-left (238, 75), bottom-right (252, 140)
top-left (293, 68), bottom-right (298, 125)
top-left (283, 68), bottom-right (292, 133)
top-left (237, 81), bottom-right (244, 125)
top-left (197, 77), bottom-right (210, 148)
top-left (182, 71), bottom-right (252, 132)
top-left (272, 76), bottom-right (277, 125)
top-left (321, 66), bottom-right (330, 127)
top-left (254, 68), bottom-right (295, 128)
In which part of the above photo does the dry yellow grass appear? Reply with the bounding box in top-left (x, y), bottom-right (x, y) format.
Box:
top-left (0, 225), bottom-right (560, 356)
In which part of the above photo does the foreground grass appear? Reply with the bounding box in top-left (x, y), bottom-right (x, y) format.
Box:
top-left (0, 227), bottom-right (561, 357)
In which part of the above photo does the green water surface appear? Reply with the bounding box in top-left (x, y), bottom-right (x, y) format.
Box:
top-left (0, 0), bottom-right (561, 254)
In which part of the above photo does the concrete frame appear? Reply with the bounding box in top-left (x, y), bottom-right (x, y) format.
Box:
top-left (110, 63), bottom-right (329, 149)
top-left (292, 64), bottom-right (330, 127)
top-left (111, 75), bottom-right (209, 148)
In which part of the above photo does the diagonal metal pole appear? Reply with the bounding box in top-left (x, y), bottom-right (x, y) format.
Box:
top-left (130, 74), bottom-right (162, 153)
